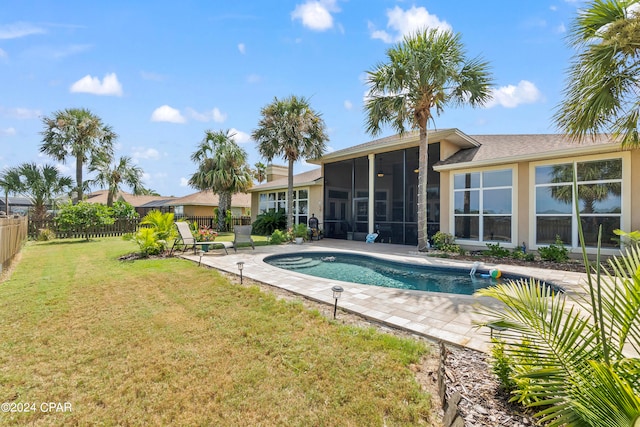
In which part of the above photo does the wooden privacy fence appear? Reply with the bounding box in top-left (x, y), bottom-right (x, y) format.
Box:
top-left (0, 216), bottom-right (28, 271)
top-left (27, 216), bottom-right (252, 239)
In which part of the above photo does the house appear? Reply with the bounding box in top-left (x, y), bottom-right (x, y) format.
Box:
top-left (85, 190), bottom-right (177, 216)
top-left (249, 165), bottom-right (324, 228)
top-left (0, 196), bottom-right (33, 216)
top-left (251, 128), bottom-right (638, 255)
top-left (169, 190), bottom-right (251, 218)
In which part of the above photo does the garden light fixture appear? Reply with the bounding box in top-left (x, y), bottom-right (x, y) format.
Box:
top-left (331, 285), bottom-right (343, 319)
top-left (236, 261), bottom-right (245, 284)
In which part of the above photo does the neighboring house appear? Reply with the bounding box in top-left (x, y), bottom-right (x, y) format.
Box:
top-left (249, 165), bottom-right (323, 228)
top-left (0, 196), bottom-right (33, 216)
top-left (168, 190), bottom-right (251, 219)
top-left (278, 128), bottom-right (638, 256)
top-left (85, 190), bottom-right (177, 216)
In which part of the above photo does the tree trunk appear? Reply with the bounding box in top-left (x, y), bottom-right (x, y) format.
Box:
top-left (75, 156), bottom-right (83, 203)
top-left (287, 157), bottom-right (294, 228)
top-left (218, 191), bottom-right (230, 231)
top-left (416, 127), bottom-right (429, 251)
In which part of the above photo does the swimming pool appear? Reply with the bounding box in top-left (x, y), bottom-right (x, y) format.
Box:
top-left (264, 251), bottom-right (523, 295)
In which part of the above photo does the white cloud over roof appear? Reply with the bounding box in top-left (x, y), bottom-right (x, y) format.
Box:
top-left (291, 0), bottom-right (340, 31)
top-left (486, 80), bottom-right (543, 108)
top-left (151, 105), bottom-right (186, 123)
top-left (369, 6), bottom-right (451, 43)
top-left (70, 73), bottom-right (123, 96)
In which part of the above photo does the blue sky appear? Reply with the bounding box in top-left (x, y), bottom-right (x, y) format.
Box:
top-left (2, 0), bottom-right (584, 197)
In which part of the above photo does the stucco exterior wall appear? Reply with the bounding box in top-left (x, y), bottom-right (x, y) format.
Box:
top-left (631, 149), bottom-right (640, 232)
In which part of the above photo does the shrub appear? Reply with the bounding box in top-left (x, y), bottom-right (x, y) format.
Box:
top-left (269, 229), bottom-right (289, 245)
top-left (292, 223), bottom-right (308, 240)
top-left (431, 231), bottom-right (460, 253)
top-left (537, 235), bottom-right (569, 263)
top-left (55, 201), bottom-right (115, 240)
top-left (490, 339), bottom-right (516, 393)
top-left (252, 210), bottom-right (286, 235)
top-left (485, 242), bottom-right (510, 258)
top-left (124, 228), bottom-right (165, 256)
top-left (126, 210), bottom-right (177, 255)
top-left (37, 228), bottom-right (56, 241)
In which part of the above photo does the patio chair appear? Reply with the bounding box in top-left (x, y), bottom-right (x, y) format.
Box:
top-left (232, 225), bottom-right (255, 252)
top-left (170, 221), bottom-right (232, 255)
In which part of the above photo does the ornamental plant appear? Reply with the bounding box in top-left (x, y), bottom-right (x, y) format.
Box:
top-left (195, 228), bottom-right (217, 242)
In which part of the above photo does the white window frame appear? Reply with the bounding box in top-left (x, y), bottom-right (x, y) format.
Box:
top-left (451, 165), bottom-right (517, 248)
top-left (529, 152), bottom-right (630, 254)
top-left (258, 188), bottom-right (310, 225)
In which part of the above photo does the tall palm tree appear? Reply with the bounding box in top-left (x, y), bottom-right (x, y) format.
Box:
top-left (252, 95), bottom-right (328, 228)
top-left (554, 0), bottom-right (640, 147)
top-left (365, 28), bottom-right (493, 251)
top-left (40, 108), bottom-right (117, 203)
top-left (254, 161), bottom-right (267, 183)
top-left (14, 163), bottom-right (73, 220)
top-left (89, 156), bottom-right (145, 207)
top-left (0, 167), bottom-right (23, 214)
top-left (189, 130), bottom-right (253, 231)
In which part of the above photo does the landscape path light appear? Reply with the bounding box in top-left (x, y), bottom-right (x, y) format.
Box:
top-left (236, 261), bottom-right (245, 284)
top-left (331, 285), bottom-right (343, 319)
top-left (197, 250), bottom-right (205, 267)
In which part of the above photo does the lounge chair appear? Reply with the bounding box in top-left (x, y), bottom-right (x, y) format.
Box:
top-left (170, 221), bottom-right (233, 255)
top-left (232, 225), bottom-right (255, 251)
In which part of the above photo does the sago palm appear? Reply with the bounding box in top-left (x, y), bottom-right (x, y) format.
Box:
top-left (252, 95), bottom-right (328, 228)
top-left (477, 183), bottom-right (640, 426)
top-left (40, 108), bottom-right (116, 202)
top-left (365, 28), bottom-right (493, 250)
top-left (554, 0), bottom-right (640, 148)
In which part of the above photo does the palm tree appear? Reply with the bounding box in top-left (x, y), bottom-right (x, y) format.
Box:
top-left (0, 167), bottom-right (23, 214)
top-left (554, 0), bottom-right (640, 147)
top-left (252, 95), bottom-right (328, 228)
top-left (14, 163), bottom-right (73, 221)
top-left (365, 28), bottom-right (493, 251)
top-left (40, 108), bottom-right (117, 203)
top-left (254, 161), bottom-right (267, 183)
top-left (189, 130), bottom-right (253, 231)
top-left (89, 156), bottom-right (145, 207)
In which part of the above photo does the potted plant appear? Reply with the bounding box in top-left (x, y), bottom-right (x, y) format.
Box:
top-left (194, 226), bottom-right (218, 251)
top-left (292, 223), bottom-right (308, 244)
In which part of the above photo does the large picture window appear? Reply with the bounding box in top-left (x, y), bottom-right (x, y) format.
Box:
top-left (535, 158), bottom-right (622, 248)
top-left (258, 189), bottom-right (309, 225)
top-left (453, 169), bottom-right (513, 242)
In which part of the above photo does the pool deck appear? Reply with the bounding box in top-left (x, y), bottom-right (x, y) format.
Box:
top-left (180, 239), bottom-right (588, 353)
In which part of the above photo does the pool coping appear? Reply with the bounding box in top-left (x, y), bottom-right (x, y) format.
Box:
top-left (182, 239), bottom-right (588, 353)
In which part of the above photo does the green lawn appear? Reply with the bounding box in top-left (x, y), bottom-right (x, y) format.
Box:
top-left (0, 237), bottom-right (437, 426)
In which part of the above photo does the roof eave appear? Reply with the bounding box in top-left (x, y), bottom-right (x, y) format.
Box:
top-left (248, 177), bottom-right (323, 192)
top-left (312, 128), bottom-right (479, 164)
top-left (433, 143), bottom-right (623, 171)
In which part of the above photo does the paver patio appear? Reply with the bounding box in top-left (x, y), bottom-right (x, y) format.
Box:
top-left (181, 239), bottom-right (588, 353)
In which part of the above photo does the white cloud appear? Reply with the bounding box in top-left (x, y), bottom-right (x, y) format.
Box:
top-left (343, 100), bottom-right (353, 110)
top-left (180, 177), bottom-right (189, 187)
top-left (370, 6), bottom-right (451, 43)
top-left (238, 43), bottom-right (246, 54)
top-left (131, 147), bottom-right (161, 160)
top-left (485, 80), bottom-right (543, 108)
top-left (187, 107), bottom-right (227, 123)
top-left (291, 0), bottom-right (340, 31)
top-left (0, 22), bottom-right (46, 39)
top-left (0, 107), bottom-right (41, 119)
top-left (0, 48), bottom-right (6, 59)
top-left (229, 128), bottom-right (251, 144)
top-left (150, 105), bottom-right (186, 123)
top-left (0, 127), bottom-right (16, 136)
top-left (140, 71), bottom-right (166, 81)
top-left (70, 73), bottom-right (123, 96)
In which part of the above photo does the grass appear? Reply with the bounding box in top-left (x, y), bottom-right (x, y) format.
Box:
top-left (0, 237), bottom-right (437, 426)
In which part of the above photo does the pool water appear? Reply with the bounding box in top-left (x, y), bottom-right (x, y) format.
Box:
top-left (265, 252), bottom-right (512, 295)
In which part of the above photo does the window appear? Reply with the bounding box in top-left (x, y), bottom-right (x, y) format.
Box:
top-left (258, 189), bottom-right (310, 225)
top-left (535, 158), bottom-right (622, 248)
top-left (453, 169), bottom-right (513, 242)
